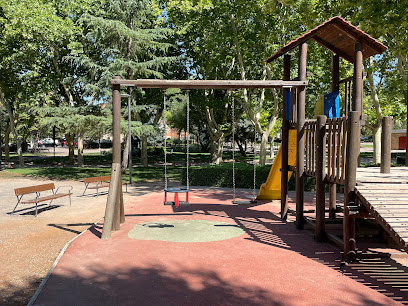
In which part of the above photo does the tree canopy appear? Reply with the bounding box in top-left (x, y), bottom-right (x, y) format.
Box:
top-left (0, 0), bottom-right (407, 167)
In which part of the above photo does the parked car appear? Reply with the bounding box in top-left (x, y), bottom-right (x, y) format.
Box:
top-left (8, 143), bottom-right (17, 152)
top-left (62, 140), bottom-right (78, 148)
top-left (39, 138), bottom-right (59, 147)
top-left (360, 135), bottom-right (373, 142)
top-left (100, 139), bottom-right (113, 148)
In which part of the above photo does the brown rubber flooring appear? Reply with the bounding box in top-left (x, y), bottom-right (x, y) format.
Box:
top-left (33, 188), bottom-right (407, 305)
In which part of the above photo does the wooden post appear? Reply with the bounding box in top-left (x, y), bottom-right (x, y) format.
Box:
top-left (315, 115), bottom-right (327, 241)
top-left (102, 76), bottom-right (124, 239)
top-left (344, 111), bottom-right (360, 260)
top-left (330, 54), bottom-right (340, 219)
top-left (281, 54), bottom-right (291, 220)
top-left (296, 42), bottom-right (307, 230)
top-left (102, 163), bottom-right (121, 239)
top-left (353, 42), bottom-right (363, 115)
top-left (332, 54), bottom-right (340, 92)
top-left (405, 81), bottom-right (408, 167)
top-left (381, 116), bottom-right (392, 173)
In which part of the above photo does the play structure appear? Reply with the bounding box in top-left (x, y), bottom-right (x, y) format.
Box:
top-left (102, 17), bottom-right (407, 261)
top-left (257, 89), bottom-right (341, 201)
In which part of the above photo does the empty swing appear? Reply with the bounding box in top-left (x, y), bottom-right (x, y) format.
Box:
top-left (163, 90), bottom-right (190, 208)
top-left (231, 93), bottom-right (257, 205)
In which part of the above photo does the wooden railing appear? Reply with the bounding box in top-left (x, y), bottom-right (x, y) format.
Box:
top-left (303, 116), bottom-right (348, 184)
top-left (326, 117), bottom-right (347, 184)
top-left (304, 120), bottom-right (317, 177)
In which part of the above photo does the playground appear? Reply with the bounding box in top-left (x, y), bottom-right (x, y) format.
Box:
top-left (2, 15), bottom-right (408, 305)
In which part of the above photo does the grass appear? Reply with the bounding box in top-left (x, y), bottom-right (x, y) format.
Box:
top-left (2, 165), bottom-right (182, 183)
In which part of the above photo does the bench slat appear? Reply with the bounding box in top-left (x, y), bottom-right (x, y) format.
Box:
top-left (15, 183), bottom-right (55, 196)
top-left (20, 193), bottom-right (73, 204)
top-left (83, 175), bottom-right (111, 184)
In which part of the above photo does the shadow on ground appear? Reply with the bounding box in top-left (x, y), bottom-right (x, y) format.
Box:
top-left (116, 195), bottom-right (408, 304)
top-left (34, 264), bottom-right (396, 306)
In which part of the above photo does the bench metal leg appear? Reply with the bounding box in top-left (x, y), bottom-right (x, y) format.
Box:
top-left (82, 183), bottom-right (89, 196)
top-left (13, 196), bottom-right (23, 214)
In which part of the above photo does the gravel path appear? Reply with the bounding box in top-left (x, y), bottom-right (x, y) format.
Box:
top-left (0, 174), bottom-right (162, 305)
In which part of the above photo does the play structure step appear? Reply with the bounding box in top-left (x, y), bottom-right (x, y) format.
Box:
top-left (355, 184), bottom-right (408, 253)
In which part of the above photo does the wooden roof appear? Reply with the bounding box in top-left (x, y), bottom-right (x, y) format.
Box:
top-left (266, 16), bottom-right (387, 63)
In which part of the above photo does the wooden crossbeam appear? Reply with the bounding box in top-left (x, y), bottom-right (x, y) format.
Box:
top-left (111, 79), bottom-right (308, 89)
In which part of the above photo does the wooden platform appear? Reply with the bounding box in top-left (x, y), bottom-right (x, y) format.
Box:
top-left (355, 167), bottom-right (408, 253)
top-left (356, 167), bottom-right (408, 184)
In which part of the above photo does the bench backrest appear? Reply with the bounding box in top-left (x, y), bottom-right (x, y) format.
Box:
top-left (14, 183), bottom-right (55, 196)
top-left (84, 175), bottom-right (111, 184)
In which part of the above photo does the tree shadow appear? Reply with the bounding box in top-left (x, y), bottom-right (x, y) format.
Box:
top-left (48, 223), bottom-right (95, 235)
top-left (32, 264), bottom-right (396, 306)
top-left (0, 276), bottom-right (43, 306)
top-left (169, 200), bottom-right (408, 304)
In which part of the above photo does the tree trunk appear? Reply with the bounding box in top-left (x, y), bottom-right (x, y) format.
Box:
top-left (122, 134), bottom-right (130, 172)
top-left (259, 132), bottom-right (268, 166)
top-left (210, 138), bottom-right (217, 163)
top-left (67, 133), bottom-right (75, 165)
top-left (214, 136), bottom-right (224, 165)
top-left (141, 135), bottom-right (148, 166)
top-left (5, 124), bottom-right (10, 162)
top-left (373, 126), bottom-right (381, 165)
top-left (236, 138), bottom-right (247, 157)
top-left (270, 137), bottom-right (275, 159)
top-left (4, 101), bottom-right (23, 167)
top-left (77, 135), bottom-right (84, 167)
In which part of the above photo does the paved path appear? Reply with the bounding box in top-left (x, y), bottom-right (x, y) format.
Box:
top-left (32, 188), bottom-right (408, 305)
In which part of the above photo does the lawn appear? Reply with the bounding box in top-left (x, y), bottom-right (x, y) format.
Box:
top-left (2, 166), bottom-right (182, 183)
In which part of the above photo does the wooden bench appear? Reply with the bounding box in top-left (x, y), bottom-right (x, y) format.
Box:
top-left (82, 175), bottom-right (128, 196)
top-left (13, 183), bottom-right (73, 216)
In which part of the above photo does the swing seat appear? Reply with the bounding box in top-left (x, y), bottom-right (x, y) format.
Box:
top-left (232, 200), bottom-right (257, 205)
top-left (164, 187), bottom-right (189, 193)
top-left (164, 187), bottom-right (190, 208)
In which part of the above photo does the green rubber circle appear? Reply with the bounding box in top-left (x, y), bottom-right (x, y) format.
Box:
top-left (128, 220), bottom-right (245, 242)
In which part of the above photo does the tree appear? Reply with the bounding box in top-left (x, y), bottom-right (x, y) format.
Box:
top-left (41, 105), bottom-right (110, 166)
top-left (71, 0), bottom-right (178, 166)
top-left (165, 0), bottom-right (337, 165)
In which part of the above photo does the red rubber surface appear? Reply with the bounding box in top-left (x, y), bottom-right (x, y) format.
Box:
top-left (34, 189), bottom-right (404, 305)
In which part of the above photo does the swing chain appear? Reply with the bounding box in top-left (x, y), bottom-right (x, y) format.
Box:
top-left (253, 127), bottom-right (256, 200)
top-left (163, 90), bottom-right (167, 190)
top-left (186, 90), bottom-right (190, 190)
top-left (231, 92), bottom-right (235, 202)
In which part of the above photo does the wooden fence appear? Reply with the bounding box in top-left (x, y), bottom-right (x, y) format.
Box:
top-left (303, 116), bottom-right (348, 184)
top-left (326, 117), bottom-right (347, 184)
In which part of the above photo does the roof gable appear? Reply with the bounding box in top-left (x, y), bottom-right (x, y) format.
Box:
top-left (266, 16), bottom-right (387, 63)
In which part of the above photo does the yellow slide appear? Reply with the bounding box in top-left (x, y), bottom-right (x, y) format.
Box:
top-left (256, 129), bottom-right (297, 200)
top-left (257, 93), bottom-right (328, 200)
